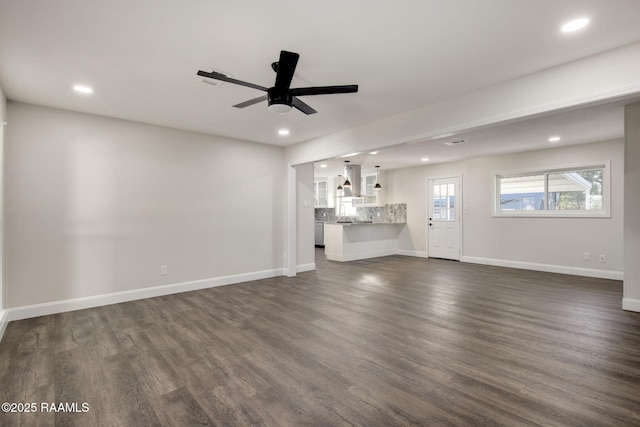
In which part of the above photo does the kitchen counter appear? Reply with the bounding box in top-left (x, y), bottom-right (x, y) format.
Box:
top-left (327, 221), bottom-right (393, 225)
top-left (324, 222), bottom-right (406, 262)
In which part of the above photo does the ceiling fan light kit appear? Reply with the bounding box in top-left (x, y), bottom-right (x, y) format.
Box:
top-left (197, 50), bottom-right (358, 115)
top-left (267, 87), bottom-right (293, 113)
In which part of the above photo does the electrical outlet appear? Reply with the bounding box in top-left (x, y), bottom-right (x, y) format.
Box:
top-left (583, 252), bottom-right (591, 261)
top-left (160, 265), bottom-right (168, 275)
top-left (599, 255), bottom-right (607, 263)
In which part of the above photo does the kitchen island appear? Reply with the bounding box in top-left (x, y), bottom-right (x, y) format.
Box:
top-left (324, 222), bottom-right (406, 262)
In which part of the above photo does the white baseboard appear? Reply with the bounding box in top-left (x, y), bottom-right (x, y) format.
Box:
top-left (297, 263), bottom-right (316, 273)
top-left (327, 249), bottom-right (397, 262)
top-left (622, 298), bottom-right (640, 313)
top-left (0, 309), bottom-right (8, 342)
top-left (7, 268), bottom-right (285, 322)
top-left (396, 249), bottom-right (428, 258)
top-left (461, 256), bottom-right (623, 281)
top-left (6, 254), bottom-right (623, 326)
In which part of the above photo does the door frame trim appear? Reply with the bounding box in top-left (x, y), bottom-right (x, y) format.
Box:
top-left (427, 175), bottom-right (463, 260)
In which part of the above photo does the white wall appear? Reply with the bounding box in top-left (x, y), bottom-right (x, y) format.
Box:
top-left (386, 140), bottom-right (624, 278)
top-left (296, 163), bottom-right (315, 272)
top-left (5, 102), bottom-right (287, 311)
top-left (624, 103), bottom-right (640, 311)
top-left (0, 84), bottom-right (6, 338)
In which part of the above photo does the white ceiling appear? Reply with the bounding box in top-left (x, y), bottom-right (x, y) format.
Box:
top-left (1, 0), bottom-right (639, 157)
top-left (314, 101), bottom-right (627, 175)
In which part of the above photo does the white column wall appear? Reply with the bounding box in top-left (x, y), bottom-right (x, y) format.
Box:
top-left (0, 84), bottom-right (6, 338)
top-left (295, 163), bottom-right (315, 272)
top-left (623, 103), bottom-right (640, 311)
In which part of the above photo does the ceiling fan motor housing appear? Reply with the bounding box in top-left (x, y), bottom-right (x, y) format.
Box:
top-left (267, 87), bottom-right (293, 113)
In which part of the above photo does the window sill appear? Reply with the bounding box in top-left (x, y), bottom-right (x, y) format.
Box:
top-left (492, 211), bottom-right (610, 218)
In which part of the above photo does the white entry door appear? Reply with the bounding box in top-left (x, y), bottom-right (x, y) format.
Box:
top-left (428, 177), bottom-right (461, 260)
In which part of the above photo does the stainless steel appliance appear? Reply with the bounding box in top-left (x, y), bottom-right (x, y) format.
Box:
top-left (315, 221), bottom-right (324, 247)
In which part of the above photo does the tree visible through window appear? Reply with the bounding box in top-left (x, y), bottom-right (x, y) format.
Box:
top-left (547, 169), bottom-right (602, 210)
top-left (495, 165), bottom-right (608, 217)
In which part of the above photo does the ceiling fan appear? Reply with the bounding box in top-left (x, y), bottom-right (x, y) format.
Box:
top-left (197, 50), bottom-right (358, 115)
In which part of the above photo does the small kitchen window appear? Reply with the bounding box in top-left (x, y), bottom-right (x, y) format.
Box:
top-left (493, 162), bottom-right (610, 217)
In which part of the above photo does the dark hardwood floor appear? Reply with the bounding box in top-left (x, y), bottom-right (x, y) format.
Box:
top-left (2, 249), bottom-right (640, 426)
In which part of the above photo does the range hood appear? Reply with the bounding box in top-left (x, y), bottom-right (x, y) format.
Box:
top-left (342, 163), bottom-right (362, 197)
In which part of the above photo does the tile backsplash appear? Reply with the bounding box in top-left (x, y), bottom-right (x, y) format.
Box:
top-left (358, 204), bottom-right (407, 223)
top-left (314, 208), bottom-right (336, 223)
top-left (315, 204), bottom-right (406, 224)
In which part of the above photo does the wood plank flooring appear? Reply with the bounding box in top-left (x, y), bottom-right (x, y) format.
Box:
top-left (2, 250), bottom-right (640, 426)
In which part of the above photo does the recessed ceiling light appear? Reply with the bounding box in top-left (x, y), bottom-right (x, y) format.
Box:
top-left (548, 136), bottom-right (561, 142)
top-left (340, 152), bottom-right (360, 158)
top-left (319, 164), bottom-right (327, 168)
top-left (73, 84), bottom-right (93, 94)
top-left (421, 158), bottom-right (430, 162)
top-left (561, 18), bottom-right (589, 33)
top-left (278, 129), bottom-right (290, 136)
top-left (369, 151), bottom-right (378, 155)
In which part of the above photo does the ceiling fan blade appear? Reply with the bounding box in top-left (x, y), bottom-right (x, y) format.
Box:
top-left (274, 51), bottom-right (299, 90)
top-left (233, 95), bottom-right (268, 109)
top-left (290, 85), bottom-right (359, 96)
top-left (197, 70), bottom-right (268, 92)
top-left (292, 97), bottom-right (317, 115)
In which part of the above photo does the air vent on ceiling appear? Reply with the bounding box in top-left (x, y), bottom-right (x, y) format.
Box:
top-left (444, 139), bottom-right (467, 146)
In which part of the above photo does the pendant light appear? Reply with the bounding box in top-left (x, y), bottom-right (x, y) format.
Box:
top-left (337, 175), bottom-right (343, 191)
top-left (343, 160), bottom-right (352, 187)
top-left (374, 165), bottom-right (382, 190)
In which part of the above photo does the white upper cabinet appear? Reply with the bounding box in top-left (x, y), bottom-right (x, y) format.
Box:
top-left (314, 178), bottom-right (329, 207)
top-left (357, 171), bottom-right (385, 206)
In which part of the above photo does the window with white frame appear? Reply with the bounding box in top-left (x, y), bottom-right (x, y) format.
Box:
top-left (493, 162), bottom-right (610, 217)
